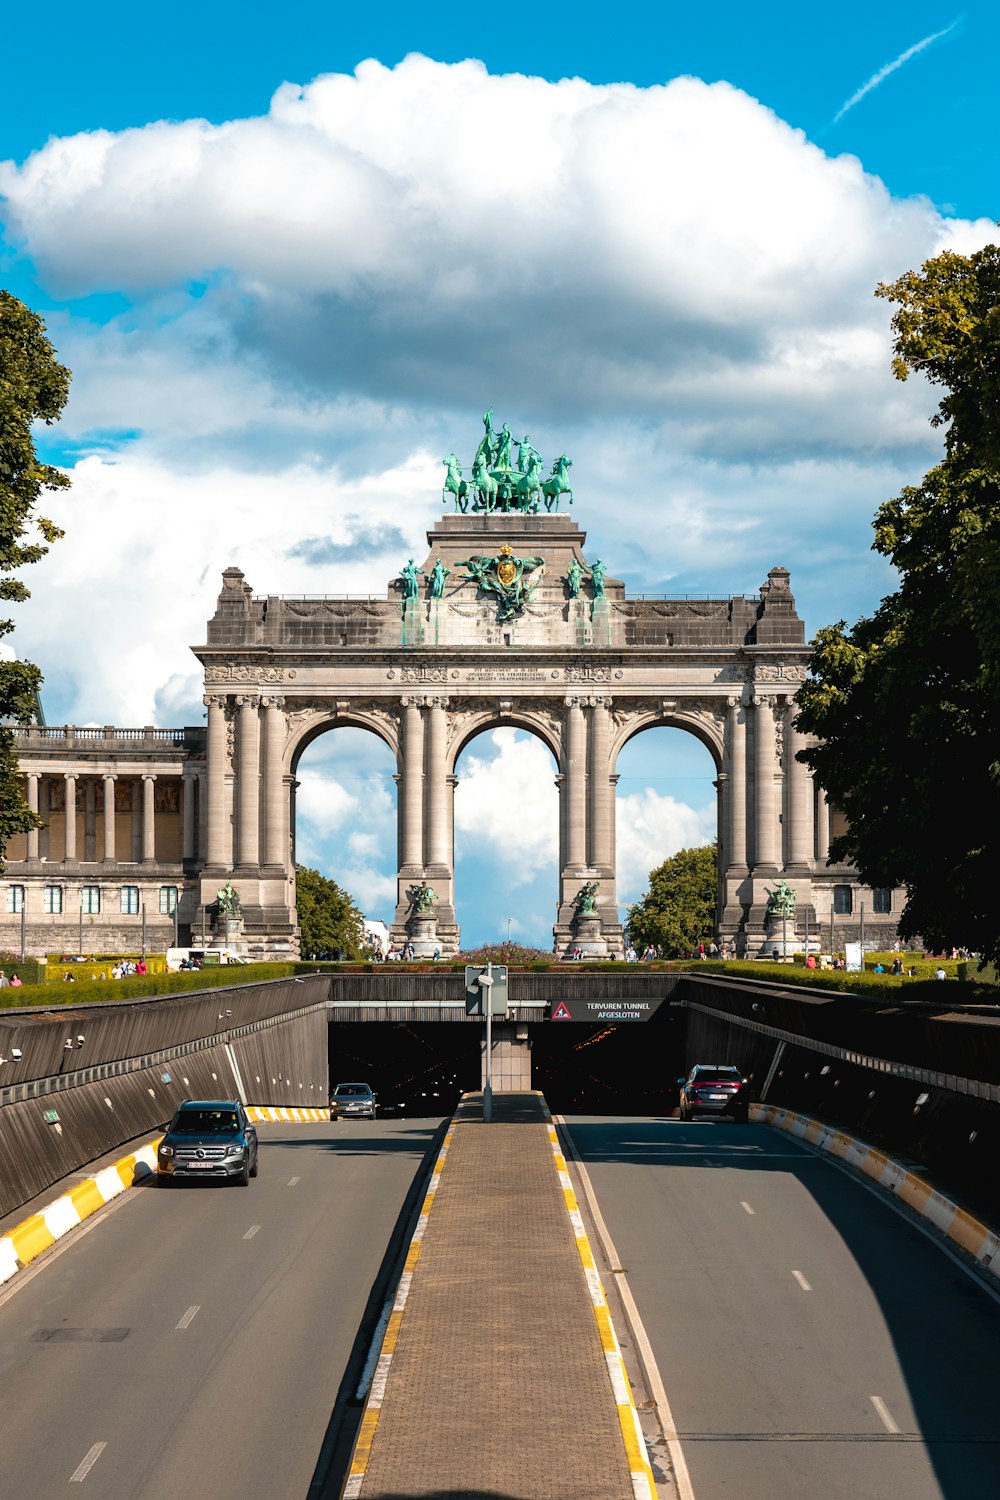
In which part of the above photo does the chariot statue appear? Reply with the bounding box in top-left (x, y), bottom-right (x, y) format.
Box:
top-left (216, 881), bottom-right (242, 917)
top-left (573, 881), bottom-right (600, 917)
top-left (765, 879), bottom-right (796, 918)
top-left (406, 881), bottom-right (437, 916)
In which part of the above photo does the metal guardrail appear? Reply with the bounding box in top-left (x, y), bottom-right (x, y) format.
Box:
top-left (680, 999), bottom-right (1000, 1103)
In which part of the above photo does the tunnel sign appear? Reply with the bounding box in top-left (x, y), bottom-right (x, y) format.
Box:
top-left (547, 998), bottom-right (665, 1022)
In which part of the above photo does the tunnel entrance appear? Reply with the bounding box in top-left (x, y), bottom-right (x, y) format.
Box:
top-left (328, 1023), bottom-right (481, 1118)
top-left (531, 1006), bottom-right (683, 1114)
top-left (329, 1008), bottom-right (685, 1118)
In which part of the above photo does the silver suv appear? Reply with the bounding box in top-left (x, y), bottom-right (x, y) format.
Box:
top-left (157, 1100), bottom-right (259, 1185)
top-left (330, 1082), bottom-right (377, 1120)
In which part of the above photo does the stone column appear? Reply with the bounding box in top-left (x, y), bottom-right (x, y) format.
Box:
top-left (588, 698), bottom-right (612, 870)
top-left (785, 713), bottom-right (813, 868)
top-left (141, 774), bottom-right (157, 863)
top-left (425, 696), bottom-right (450, 869)
top-left (237, 695), bottom-right (260, 868)
top-left (564, 698), bottom-right (586, 871)
top-left (205, 696), bottom-right (228, 867)
top-left (816, 787), bottom-right (831, 866)
top-left (63, 774), bottom-right (78, 862)
top-left (182, 772), bottom-right (197, 861)
top-left (401, 698), bottom-right (425, 872)
top-left (26, 773), bottom-right (39, 859)
top-left (262, 697), bottom-right (286, 868)
top-left (447, 773), bottom-right (459, 872)
top-left (753, 695), bottom-right (778, 869)
top-left (726, 697), bottom-right (748, 869)
top-left (102, 775), bottom-right (117, 862)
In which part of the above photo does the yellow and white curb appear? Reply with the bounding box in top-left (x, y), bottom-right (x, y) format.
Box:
top-left (541, 1099), bottom-right (657, 1500)
top-left (0, 1140), bottom-right (162, 1287)
top-left (754, 1103), bottom-right (1000, 1276)
top-left (246, 1105), bottom-right (328, 1123)
top-left (341, 1122), bottom-right (455, 1499)
top-left (0, 1104), bottom-right (329, 1288)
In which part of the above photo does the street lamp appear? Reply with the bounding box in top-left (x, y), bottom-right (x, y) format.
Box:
top-left (506, 916), bottom-right (513, 944)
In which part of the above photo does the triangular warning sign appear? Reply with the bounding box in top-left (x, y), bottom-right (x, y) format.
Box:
top-left (551, 1001), bottom-right (572, 1020)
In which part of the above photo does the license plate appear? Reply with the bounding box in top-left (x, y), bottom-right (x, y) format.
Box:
top-left (188, 1161), bottom-right (215, 1169)
top-left (710, 1094), bottom-right (728, 1101)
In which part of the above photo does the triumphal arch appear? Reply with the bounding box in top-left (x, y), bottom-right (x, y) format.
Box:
top-left (192, 413), bottom-right (829, 958)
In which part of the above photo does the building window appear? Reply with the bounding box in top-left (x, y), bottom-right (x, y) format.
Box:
top-left (159, 886), bottom-right (178, 915)
top-left (120, 886), bottom-right (140, 915)
top-left (833, 885), bottom-right (853, 915)
top-left (7, 885), bottom-right (25, 914)
top-left (43, 885), bottom-right (64, 915)
top-left (873, 888), bottom-right (892, 914)
top-left (81, 886), bottom-right (101, 914)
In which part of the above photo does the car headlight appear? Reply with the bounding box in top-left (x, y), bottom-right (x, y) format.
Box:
top-left (159, 1145), bottom-right (174, 1158)
top-left (225, 1143), bottom-right (246, 1157)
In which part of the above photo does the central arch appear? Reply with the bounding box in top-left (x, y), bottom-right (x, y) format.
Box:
top-left (452, 723), bottom-right (560, 950)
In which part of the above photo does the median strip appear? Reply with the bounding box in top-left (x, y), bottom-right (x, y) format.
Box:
top-left (540, 1099), bottom-right (657, 1500)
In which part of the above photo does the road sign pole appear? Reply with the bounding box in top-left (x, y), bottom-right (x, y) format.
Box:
top-left (483, 961), bottom-right (493, 1123)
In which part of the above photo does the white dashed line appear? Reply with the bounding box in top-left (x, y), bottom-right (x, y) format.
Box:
top-left (870, 1395), bottom-right (901, 1433)
top-left (176, 1305), bottom-right (200, 1330)
top-left (243, 1225), bottom-right (260, 1240)
top-left (69, 1442), bottom-right (107, 1482)
top-left (288, 1176), bottom-right (301, 1187)
top-left (792, 1269), bottom-right (812, 1291)
top-left (740, 1201), bottom-right (756, 1215)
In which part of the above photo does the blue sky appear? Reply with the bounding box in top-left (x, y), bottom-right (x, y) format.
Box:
top-left (1, 2), bottom-right (995, 947)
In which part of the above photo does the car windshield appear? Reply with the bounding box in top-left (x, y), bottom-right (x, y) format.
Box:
top-left (692, 1070), bottom-right (740, 1083)
top-left (172, 1110), bottom-right (240, 1134)
top-left (335, 1085), bottom-right (372, 1097)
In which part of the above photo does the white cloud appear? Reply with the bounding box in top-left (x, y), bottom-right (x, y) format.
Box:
top-left (616, 788), bottom-right (716, 904)
top-left (455, 730), bottom-right (559, 883)
top-left (2, 57), bottom-right (993, 451)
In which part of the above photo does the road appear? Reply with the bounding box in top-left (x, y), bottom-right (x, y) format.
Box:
top-left (564, 1115), bottom-right (1000, 1500)
top-left (0, 1118), bottom-right (441, 1500)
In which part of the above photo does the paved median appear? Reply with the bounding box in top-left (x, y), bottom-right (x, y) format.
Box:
top-left (344, 1090), bottom-right (654, 1500)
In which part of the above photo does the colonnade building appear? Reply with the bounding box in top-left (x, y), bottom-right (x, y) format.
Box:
top-left (4, 501), bottom-right (902, 960)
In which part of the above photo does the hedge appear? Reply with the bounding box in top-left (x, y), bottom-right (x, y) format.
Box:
top-left (0, 962), bottom-right (301, 1009)
top-left (674, 959), bottom-right (999, 1003)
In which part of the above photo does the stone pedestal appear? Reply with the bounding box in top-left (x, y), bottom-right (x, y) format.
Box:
top-left (571, 912), bottom-right (609, 956)
top-left (407, 914), bottom-right (439, 958)
top-left (212, 915), bottom-right (246, 953)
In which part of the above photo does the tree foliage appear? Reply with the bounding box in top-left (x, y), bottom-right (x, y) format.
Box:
top-left (627, 843), bottom-right (717, 957)
top-left (295, 864), bottom-right (366, 959)
top-left (797, 244), bottom-right (1000, 963)
top-left (0, 291), bottom-right (71, 863)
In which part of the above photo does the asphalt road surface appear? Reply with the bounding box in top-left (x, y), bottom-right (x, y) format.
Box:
top-left (0, 1119), bottom-right (441, 1500)
top-left (564, 1115), bottom-right (1000, 1500)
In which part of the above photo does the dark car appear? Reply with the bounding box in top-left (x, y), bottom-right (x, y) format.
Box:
top-left (330, 1082), bottom-right (377, 1120)
top-left (157, 1100), bottom-right (259, 1185)
top-left (677, 1065), bottom-right (750, 1122)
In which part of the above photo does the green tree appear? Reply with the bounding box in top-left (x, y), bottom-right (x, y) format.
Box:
top-left (627, 843), bottom-right (717, 957)
top-left (295, 864), bottom-right (366, 959)
top-left (797, 244), bottom-right (1000, 963)
top-left (0, 291), bottom-right (71, 864)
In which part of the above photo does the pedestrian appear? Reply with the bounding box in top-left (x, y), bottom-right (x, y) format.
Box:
top-left (805, 954), bottom-right (817, 969)
top-left (0, 969), bottom-right (7, 988)
top-left (935, 965), bottom-right (947, 980)
top-left (10, 973), bottom-right (22, 987)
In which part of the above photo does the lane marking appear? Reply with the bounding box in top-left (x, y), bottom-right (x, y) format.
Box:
top-left (760, 1118), bottom-right (1000, 1315)
top-left (792, 1270), bottom-right (812, 1292)
top-left (69, 1442), bottom-right (107, 1482)
top-left (740, 1202), bottom-right (756, 1216)
top-left (870, 1395), bottom-right (900, 1434)
top-left (176, 1305), bottom-right (200, 1330)
top-left (288, 1176), bottom-right (301, 1187)
top-left (547, 1111), bottom-right (661, 1500)
top-left (243, 1225), bottom-right (260, 1241)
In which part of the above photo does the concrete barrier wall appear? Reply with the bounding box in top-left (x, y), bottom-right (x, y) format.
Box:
top-left (0, 985), bottom-right (330, 1220)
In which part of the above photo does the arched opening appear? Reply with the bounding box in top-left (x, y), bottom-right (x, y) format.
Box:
top-left (292, 725), bottom-right (397, 950)
top-left (453, 725), bottom-right (559, 951)
top-left (614, 725), bottom-right (719, 946)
